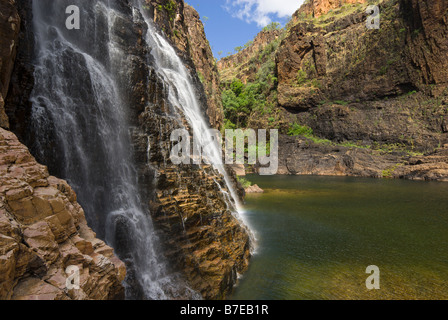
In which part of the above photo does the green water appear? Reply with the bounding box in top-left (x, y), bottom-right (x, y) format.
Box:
top-left (231, 175), bottom-right (448, 300)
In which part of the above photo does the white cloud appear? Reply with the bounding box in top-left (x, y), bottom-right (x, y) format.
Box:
top-left (225, 0), bottom-right (305, 27)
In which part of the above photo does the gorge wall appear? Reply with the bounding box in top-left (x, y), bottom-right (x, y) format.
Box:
top-left (1, 0), bottom-right (251, 300)
top-left (218, 0), bottom-right (448, 181)
top-left (0, 0), bottom-right (19, 129)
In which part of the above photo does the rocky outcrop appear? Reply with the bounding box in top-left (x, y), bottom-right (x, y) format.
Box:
top-left (276, 0), bottom-right (448, 153)
top-left (128, 2), bottom-right (252, 299)
top-left (0, 128), bottom-right (126, 300)
top-left (276, 134), bottom-right (448, 181)
top-left (151, 166), bottom-right (251, 299)
top-left (219, 0), bottom-right (448, 181)
top-left (402, 0), bottom-right (448, 92)
top-left (245, 184), bottom-right (264, 193)
top-left (218, 28), bottom-right (283, 84)
top-left (297, 0), bottom-right (366, 18)
top-left (145, 0), bottom-right (190, 54)
top-left (0, 0), bottom-right (20, 129)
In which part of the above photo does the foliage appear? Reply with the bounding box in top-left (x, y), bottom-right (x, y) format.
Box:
top-left (197, 71), bottom-right (205, 84)
top-left (244, 40), bottom-right (254, 49)
top-left (222, 53), bottom-right (278, 127)
top-left (163, 1), bottom-right (177, 21)
top-left (296, 69), bottom-right (308, 85)
top-left (288, 123), bottom-right (314, 137)
top-left (237, 176), bottom-right (252, 189)
top-left (262, 22), bottom-right (281, 32)
top-left (221, 25), bottom-right (285, 129)
top-left (333, 100), bottom-right (349, 106)
top-left (382, 163), bottom-right (403, 179)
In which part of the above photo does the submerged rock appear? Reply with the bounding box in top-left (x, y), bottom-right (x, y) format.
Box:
top-left (245, 184), bottom-right (265, 194)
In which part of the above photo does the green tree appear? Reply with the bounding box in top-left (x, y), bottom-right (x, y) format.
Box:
top-left (262, 22), bottom-right (281, 32)
top-left (230, 79), bottom-right (244, 96)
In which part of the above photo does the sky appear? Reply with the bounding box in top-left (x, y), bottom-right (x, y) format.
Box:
top-left (185, 0), bottom-right (305, 59)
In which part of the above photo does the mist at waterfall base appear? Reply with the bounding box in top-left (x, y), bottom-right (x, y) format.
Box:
top-left (27, 0), bottom-right (246, 300)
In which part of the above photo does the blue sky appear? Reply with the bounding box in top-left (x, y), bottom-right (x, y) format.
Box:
top-left (185, 0), bottom-right (305, 59)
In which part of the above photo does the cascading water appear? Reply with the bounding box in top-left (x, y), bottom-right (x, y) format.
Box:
top-left (27, 0), bottom-right (252, 300)
top-left (28, 0), bottom-right (199, 300)
top-left (135, 3), bottom-right (253, 231)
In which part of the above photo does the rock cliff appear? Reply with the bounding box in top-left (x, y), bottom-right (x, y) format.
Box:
top-left (218, 0), bottom-right (448, 180)
top-left (0, 0), bottom-right (20, 129)
top-left (0, 128), bottom-right (126, 300)
top-left (218, 28), bottom-right (283, 84)
top-left (130, 1), bottom-right (252, 299)
top-left (2, 0), bottom-right (251, 300)
top-left (297, 0), bottom-right (366, 18)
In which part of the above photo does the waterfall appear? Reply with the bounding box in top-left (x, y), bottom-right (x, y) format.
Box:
top-left (28, 0), bottom-right (199, 300)
top-left (27, 0), bottom-right (251, 300)
top-left (136, 3), bottom-right (253, 231)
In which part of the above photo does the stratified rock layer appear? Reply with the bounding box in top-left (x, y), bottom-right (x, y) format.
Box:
top-left (130, 1), bottom-right (253, 299)
top-left (0, 128), bottom-right (126, 300)
top-left (277, 135), bottom-right (448, 181)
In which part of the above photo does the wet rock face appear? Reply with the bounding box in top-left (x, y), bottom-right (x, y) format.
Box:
top-left (145, 0), bottom-right (222, 129)
top-left (0, 128), bottom-right (126, 300)
top-left (0, 0), bottom-right (20, 129)
top-left (4, 0), bottom-right (35, 144)
top-left (127, 1), bottom-right (252, 299)
top-left (144, 1), bottom-right (224, 130)
top-left (131, 62), bottom-right (252, 300)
